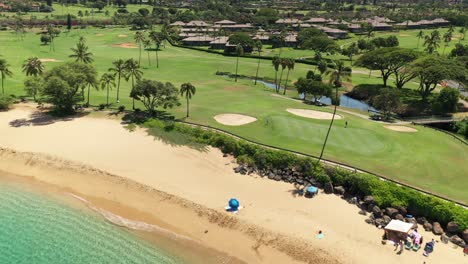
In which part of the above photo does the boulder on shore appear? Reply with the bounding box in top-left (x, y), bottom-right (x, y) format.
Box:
top-left (463, 229), bottom-right (468, 244)
top-left (372, 205), bottom-right (382, 218)
top-left (441, 233), bottom-right (450, 244)
top-left (423, 222), bottom-right (433, 232)
top-left (363, 195), bottom-right (375, 205)
top-left (324, 182), bottom-right (334, 194)
top-left (446, 221), bottom-right (459, 234)
top-left (375, 218), bottom-right (385, 227)
top-left (432, 222), bottom-right (444, 235)
top-left (416, 217), bottom-right (427, 225)
top-left (450, 235), bottom-right (466, 248)
top-left (383, 215), bottom-right (392, 225)
top-left (385, 207), bottom-right (399, 218)
top-left (334, 186), bottom-right (345, 195)
top-left (395, 214), bottom-right (404, 221)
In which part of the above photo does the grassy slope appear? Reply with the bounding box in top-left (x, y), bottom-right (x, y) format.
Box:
top-left (0, 28), bottom-right (467, 203)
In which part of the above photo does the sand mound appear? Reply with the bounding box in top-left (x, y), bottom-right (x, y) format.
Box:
top-left (118, 34), bottom-right (128, 38)
top-left (111, 43), bottom-right (137, 49)
top-left (39, 58), bottom-right (61, 62)
top-left (286, 108), bottom-right (342, 120)
top-left (214, 114), bottom-right (257, 126)
top-left (384, 125), bottom-right (417, 132)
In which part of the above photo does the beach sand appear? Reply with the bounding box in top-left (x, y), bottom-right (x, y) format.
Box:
top-left (0, 104), bottom-right (465, 264)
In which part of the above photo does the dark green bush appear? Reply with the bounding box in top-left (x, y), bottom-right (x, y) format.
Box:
top-left (0, 95), bottom-right (13, 110)
top-left (118, 105), bottom-right (125, 112)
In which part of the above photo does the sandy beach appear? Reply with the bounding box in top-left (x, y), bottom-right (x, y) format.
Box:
top-left (0, 104), bottom-right (465, 264)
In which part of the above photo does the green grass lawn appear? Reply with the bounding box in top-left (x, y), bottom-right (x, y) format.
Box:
top-left (0, 27), bottom-right (467, 204)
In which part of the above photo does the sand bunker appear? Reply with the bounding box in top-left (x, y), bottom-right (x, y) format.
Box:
top-left (399, 34), bottom-right (410, 37)
top-left (111, 43), bottom-right (137, 49)
top-left (214, 114), bottom-right (257, 126)
top-left (95, 33), bottom-right (104, 37)
top-left (39, 58), bottom-right (61, 62)
top-left (118, 34), bottom-right (128, 38)
top-left (384, 125), bottom-right (417, 132)
top-left (286, 108), bottom-right (342, 120)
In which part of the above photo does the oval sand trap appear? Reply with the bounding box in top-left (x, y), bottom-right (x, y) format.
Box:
top-left (39, 58), bottom-right (61, 62)
top-left (286, 108), bottom-right (342, 120)
top-left (384, 125), bottom-right (417, 132)
top-left (214, 114), bottom-right (257, 126)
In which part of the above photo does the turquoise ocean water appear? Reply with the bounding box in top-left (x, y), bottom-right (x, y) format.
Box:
top-left (0, 181), bottom-right (184, 264)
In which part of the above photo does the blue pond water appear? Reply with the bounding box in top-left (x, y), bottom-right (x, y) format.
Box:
top-left (256, 80), bottom-right (377, 112)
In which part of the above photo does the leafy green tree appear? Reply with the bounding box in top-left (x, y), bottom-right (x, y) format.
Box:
top-left (342, 42), bottom-right (359, 65)
top-left (108, 59), bottom-right (125, 102)
top-left (24, 76), bottom-right (44, 101)
top-left (254, 41), bottom-right (262, 85)
top-left (325, 60), bottom-right (351, 87)
top-left (69, 38), bottom-right (94, 64)
top-left (46, 24), bottom-right (60, 52)
top-left (450, 43), bottom-right (468, 57)
top-left (180, 82), bottom-right (196, 117)
top-left (363, 23), bottom-right (374, 39)
top-left (100, 73), bottom-right (115, 107)
top-left (372, 88), bottom-right (400, 120)
top-left (0, 59), bottom-right (13, 96)
top-left (228, 33), bottom-right (254, 48)
top-left (423, 30), bottom-right (441, 54)
top-left (130, 79), bottom-right (180, 116)
top-left (433, 87), bottom-right (460, 114)
top-left (42, 62), bottom-right (97, 113)
top-left (410, 56), bottom-right (467, 101)
top-left (317, 60), bottom-right (327, 75)
top-left (22, 57), bottom-right (44, 78)
top-left (234, 44), bottom-right (244, 82)
top-left (124, 59), bottom-right (143, 109)
top-left (283, 58), bottom-right (295, 95)
top-left (295, 77), bottom-right (332, 103)
top-left (134, 31), bottom-right (145, 65)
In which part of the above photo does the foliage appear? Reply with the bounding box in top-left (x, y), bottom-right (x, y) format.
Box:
top-left (295, 77), bottom-right (332, 103)
top-left (454, 119), bottom-right (468, 139)
top-left (432, 87), bottom-right (460, 114)
top-left (0, 95), bottom-right (13, 110)
top-left (42, 62), bottom-right (97, 113)
top-left (69, 38), bottom-right (94, 64)
top-left (24, 76), bottom-right (44, 101)
top-left (130, 79), bottom-right (180, 116)
top-left (371, 88), bottom-right (401, 120)
top-left (450, 43), bottom-right (468, 58)
top-left (325, 60), bottom-right (351, 87)
top-left (228, 33), bottom-right (254, 48)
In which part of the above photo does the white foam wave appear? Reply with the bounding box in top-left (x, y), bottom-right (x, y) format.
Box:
top-left (68, 193), bottom-right (195, 242)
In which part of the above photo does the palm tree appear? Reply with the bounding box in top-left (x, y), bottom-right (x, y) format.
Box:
top-left (134, 31), bottom-right (145, 65)
top-left (272, 56), bottom-right (281, 92)
top-left (0, 59), bottom-right (13, 96)
top-left (443, 31), bottom-right (452, 55)
top-left (180, 83), bottom-right (196, 118)
top-left (277, 58), bottom-right (288, 92)
top-left (254, 41), bottom-right (262, 85)
top-left (124, 59), bottom-right (143, 110)
top-left (69, 38), bottom-right (94, 64)
top-left (325, 60), bottom-right (351, 88)
top-left (22, 57), bottom-right (44, 77)
top-left (234, 44), bottom-right (244, 82)
top-left (416, 30), bottom-right (424, 49)
top-left (143, 39), bottom-right (152, 66)
top-left (108, 59), bottom-right (125, 102)
top-left (459, 27), bottom-right (466, 43)
top-left (283, 58), bottom-right (295, 95)
top-left (423, 30), bottom-right (441, 54)
top-left (148, 31), bottom-right (164, 68)
top-left (100, 73), bottom-right (116, 107)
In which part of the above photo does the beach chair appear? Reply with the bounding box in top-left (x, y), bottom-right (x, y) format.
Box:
top-left (412, 243), bottom-right (421, 251)
top-left (405, 240), bottom-right (412, 250)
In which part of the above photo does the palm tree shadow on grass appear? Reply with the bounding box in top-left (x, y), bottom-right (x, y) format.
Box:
top-left (120, 110), bottom-right (208, 152)
top-left (9, 110), bottom-right (89, 127)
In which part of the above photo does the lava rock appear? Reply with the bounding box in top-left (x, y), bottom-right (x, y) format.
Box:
top-left (446, 222), bottom-right (460, 234)
top-left (372, 205), bottom-right (383, 218)
top-left (432, 222), bottom-right (444, 235)
top-left (416, 217), bottom-right (427, 225)
top-left (450, 235), bottom-right (466, 248)
top-left (463, 229), bottom-right (468, 244)
top-left (324, 182), bottom-right (334, 194)
top-left (365, 218), bottom-right (375, 225)
top-left (358, 210), bottom-right (367, 216)
top-left (334, 186), bottom-right (345, 195)
top-left (363, 195), bottom-right (375, 205)
top-left (441, 233), bottom-right (450, 244)
top-left (375, 218), bottom-right (386, 227)
top-left (383, 215), bottom-right (392, 225)
top-left (385, 207), bottom-right (399, 218)
top-left (395, 206), bottom-right (407, 216)
top-left (423, 222), bottom-right (433, 232)
top-left (395, 214), bottom-right (404, 221)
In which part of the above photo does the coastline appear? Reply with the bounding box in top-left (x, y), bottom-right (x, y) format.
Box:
top-left (0, 104), bottom-right (466, 264)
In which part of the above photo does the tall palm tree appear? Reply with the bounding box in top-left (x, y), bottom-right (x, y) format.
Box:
top-left (22, 57), bottom-right (44, 101)
top-left (443, 31), bottom-right (452, 55)
top-left (254, 41), bottom-right (262, 85)
top-left (180, 83), bottom-right (196, 118)
top-left (124, 59), bottom-right (143, 110)
top-left (423, 30), bottom-right (441, 54)
top-left (143, 39), bottom-right (152, 66)
top-left (325, 60), bottom-right (351, 88)
top-left (234, 44), bottom-right (244, 82)
top-left (69, 38), bottom-right (94, 64)
top-left (416, 30), bottom-right (424, 49)
top-left (148, 31), bottom-right (164, 68)
top-left (0, 59), bottom-right (13, 96)
top-left (108, 59), bottom-right (125, 102)
top-left (134, 31), bottom-right (145, 65)
top-left (100, 73), bottom-right (116, 107)
top-left (22, 57), bottom-right (44, 77)
top-left (283, 58), bottom-right (295, 95)
top-left (277, 58), bottom-right (288, 92)
top-left (272, 56), bottom-right (281, 92)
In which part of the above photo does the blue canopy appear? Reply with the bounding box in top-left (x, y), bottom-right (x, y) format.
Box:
top-left (228, 198), bottom-right (240, 210)
top-left (306, 186), bottom-right (318, 194)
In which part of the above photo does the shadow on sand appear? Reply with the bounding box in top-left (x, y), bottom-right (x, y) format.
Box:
top-left (9, 110), bottom-right (90, 127)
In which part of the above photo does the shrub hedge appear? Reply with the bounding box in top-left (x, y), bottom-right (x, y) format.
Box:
top-left (0, 95), bottom-right (13, 110)
top-left (143, 118), bottom-right (468, 232)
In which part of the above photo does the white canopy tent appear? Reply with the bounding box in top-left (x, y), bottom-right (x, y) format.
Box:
top-left (384, 220), bottom-right (414, 241)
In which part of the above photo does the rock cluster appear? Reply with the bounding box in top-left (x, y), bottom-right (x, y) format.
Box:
top-left (232, 163), bottom-right (468, 248)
